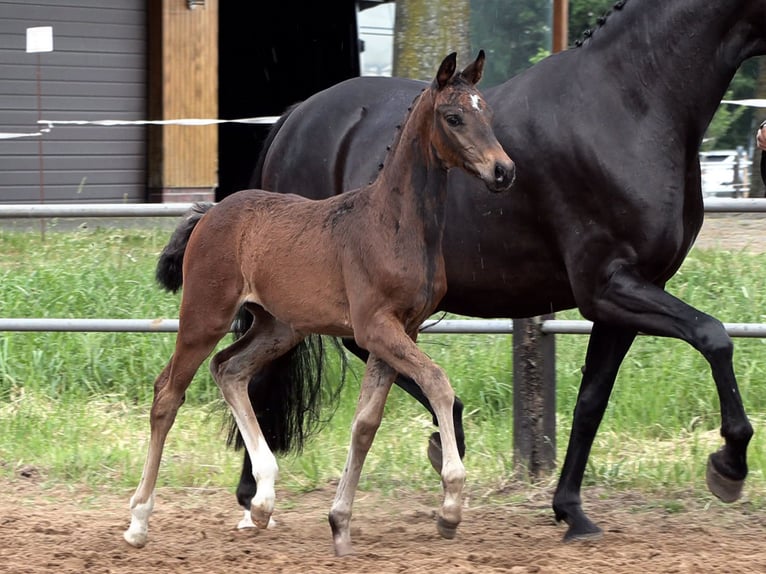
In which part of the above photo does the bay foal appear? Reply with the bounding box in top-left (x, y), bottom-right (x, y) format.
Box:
top-left (123, 50), bottom-right (514, 556)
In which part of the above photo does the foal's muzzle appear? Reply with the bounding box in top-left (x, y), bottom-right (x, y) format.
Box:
top-left (489, 160), bottom-right (515, 192)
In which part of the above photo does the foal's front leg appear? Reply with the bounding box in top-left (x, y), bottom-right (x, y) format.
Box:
top-left (358, 318), bottom-right (465, 540)
top-left (329, 355), bottom-right (396, 556)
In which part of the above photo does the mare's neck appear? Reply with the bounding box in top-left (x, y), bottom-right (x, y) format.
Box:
top-left (581, 0), bottom-right (766, 141)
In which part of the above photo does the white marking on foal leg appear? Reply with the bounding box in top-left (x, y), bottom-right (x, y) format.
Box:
top-left (124, 494), bottom-right (154, 548)
top-left (247, 435), bottom-right (279, 528)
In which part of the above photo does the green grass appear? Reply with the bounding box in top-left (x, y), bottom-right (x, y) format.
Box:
top-left (2, 225), bottom-right (766, 505)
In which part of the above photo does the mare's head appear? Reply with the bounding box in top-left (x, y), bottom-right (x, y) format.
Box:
top-left (425, 51), bottom-right (515, 193)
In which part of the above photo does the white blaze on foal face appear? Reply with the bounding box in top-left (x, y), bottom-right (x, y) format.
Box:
top-left (470, 93), bottom-right (482, 112)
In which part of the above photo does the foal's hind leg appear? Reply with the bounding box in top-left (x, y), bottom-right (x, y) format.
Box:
top-left (329, 355), bottom-right (396, 556)
top-left (210, 306), bottom-right (303, 529)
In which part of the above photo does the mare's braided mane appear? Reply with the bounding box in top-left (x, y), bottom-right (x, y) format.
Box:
top-left (574, 0), bottom-right (628, 47)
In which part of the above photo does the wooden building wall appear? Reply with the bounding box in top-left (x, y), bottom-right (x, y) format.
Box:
top-left (148, 0), bottom-right (218, 202)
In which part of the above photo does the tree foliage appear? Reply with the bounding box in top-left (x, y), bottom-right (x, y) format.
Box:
top-left (391, 0), bottom-right (763, 152)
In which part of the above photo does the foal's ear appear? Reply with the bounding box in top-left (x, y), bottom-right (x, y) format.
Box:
top-left (460, 50), bottom-right (485, 86)
top-left (434, 52), bottom-right (458, 90)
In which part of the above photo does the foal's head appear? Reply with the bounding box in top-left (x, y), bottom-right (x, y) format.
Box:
top-left (422, 51), bottom-right (515, 193)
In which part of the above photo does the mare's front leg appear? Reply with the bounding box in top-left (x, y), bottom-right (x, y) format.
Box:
top-left (552, 322), bottom-right (636, 540)
top-left (342, 337), bottom-right (466, 470)
top-left (555, 266), bottom-right (753, 540)
top-left (329, 355), bottom-right (397, 556)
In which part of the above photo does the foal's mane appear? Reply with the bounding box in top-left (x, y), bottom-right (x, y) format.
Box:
top-left (374, 69), bottom-right (475, 183)
top-left (574, 0), bottom-right (628, 48)
top-left (367, 89), bottom-right (426, 185)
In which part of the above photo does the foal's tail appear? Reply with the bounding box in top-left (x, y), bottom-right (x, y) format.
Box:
top-left (155, 202), bottom-right (215, 293)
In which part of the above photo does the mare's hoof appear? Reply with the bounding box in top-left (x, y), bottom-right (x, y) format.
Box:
top-left (427, 432), bottom-right (443, 474)
top-left (436, 516), bottom-right (459, 539)
top-left (706, 453), bottom-right (744, 503)
top-left (556, 505), bottom-right (602, 543)
top-left (563, 525), bottom-right (603, 543)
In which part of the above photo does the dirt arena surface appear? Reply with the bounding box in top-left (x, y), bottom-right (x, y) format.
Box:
top-left (696, 213), bottom-right (766, 253)
top-left (3, 214), bottom-right (766, 574)
top-left (2, 475), bottom-right (766, 574)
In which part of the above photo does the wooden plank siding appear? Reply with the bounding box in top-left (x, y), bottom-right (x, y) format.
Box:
top-left (0, 0), bottom-right (147, 204)
top-left (148, 0), bottom-right (218, 202)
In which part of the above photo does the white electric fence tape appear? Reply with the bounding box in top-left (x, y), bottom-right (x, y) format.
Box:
top-left (3, 99), bottom-right (764, 141)
top-left (0, 116), bottom-right (279, 140)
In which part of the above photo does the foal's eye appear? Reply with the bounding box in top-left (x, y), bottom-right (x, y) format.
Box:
top-left (445, 114), bottom-right (462, 127)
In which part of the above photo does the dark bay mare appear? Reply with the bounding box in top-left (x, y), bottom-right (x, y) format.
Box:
top-left (124, 51), bottom-right (515, 555)
top-left (237, 0), bottom-right (765, 542)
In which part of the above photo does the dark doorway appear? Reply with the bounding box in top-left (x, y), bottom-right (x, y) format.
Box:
top-left (218, 1), bottom-right (361, 199)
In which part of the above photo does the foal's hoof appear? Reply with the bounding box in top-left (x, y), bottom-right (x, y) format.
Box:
top-left (427, 432), bottom-right (443, 474)
top-left (250, 508), bottom-right (275, 529)
top-left (123, 528), bottom-right (148, 548)
top-left (333, 542), bottom-right (357, 558)
top-left (436, 516), bottom-right (459, 540)
top-left (706, 453), bottom-right (744, 503)
top-left (238, 510), bottom-right (277, 529)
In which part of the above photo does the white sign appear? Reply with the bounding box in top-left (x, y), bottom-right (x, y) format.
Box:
top-left (26, 26), bottom-right (53, 53)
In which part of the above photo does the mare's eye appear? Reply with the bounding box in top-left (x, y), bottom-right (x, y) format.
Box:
top-left (445, 114), bottom-right (462, 127)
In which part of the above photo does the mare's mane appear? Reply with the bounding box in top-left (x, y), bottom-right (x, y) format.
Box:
top-left (574, 0), bottom-right (629, 47)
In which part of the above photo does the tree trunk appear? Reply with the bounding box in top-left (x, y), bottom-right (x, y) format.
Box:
top-left (393, 0), bottom-right (471, 80)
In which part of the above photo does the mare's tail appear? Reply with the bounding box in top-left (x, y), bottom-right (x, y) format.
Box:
top-left (225, 321), bottom-right (347, 454)
top-left (248, 102), bottom-right (301, 188)
top-left (155, 202), bottom-right (215, 293)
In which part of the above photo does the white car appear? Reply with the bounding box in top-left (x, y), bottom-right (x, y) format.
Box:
top-left (699, 149), bottom-right (749, 198)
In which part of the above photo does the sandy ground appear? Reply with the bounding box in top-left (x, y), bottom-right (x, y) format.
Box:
top-left (2, 476), bottom-right (766, 574)
top-left (695, 213), bottom-right (766, 253)
top-left (3, 214), bottom-right (766, 574)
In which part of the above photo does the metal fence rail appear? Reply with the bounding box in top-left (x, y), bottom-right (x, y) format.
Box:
top-left (2, 198), bottom-right (766, 218)
top-left (2, 199), bottom-right (766, 335)
top-left (4, 318), bottom-right (766, 338)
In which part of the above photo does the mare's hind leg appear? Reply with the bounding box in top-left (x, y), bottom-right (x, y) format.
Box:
top-left (210, 305), bottom-right (303, 529)
top-left (124, 310), bottom-right (233, 547)
top-left (329, 355), bottom-right (396, 556)
top-left (342, 337), bottom-right (466, 471)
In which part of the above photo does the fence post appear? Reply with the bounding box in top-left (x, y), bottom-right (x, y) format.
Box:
top-left (512, 314), bottom-right (556, 478)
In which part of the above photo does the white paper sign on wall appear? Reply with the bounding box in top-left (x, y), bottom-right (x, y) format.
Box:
top-left (26, 26), bottom-right (53, 53)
